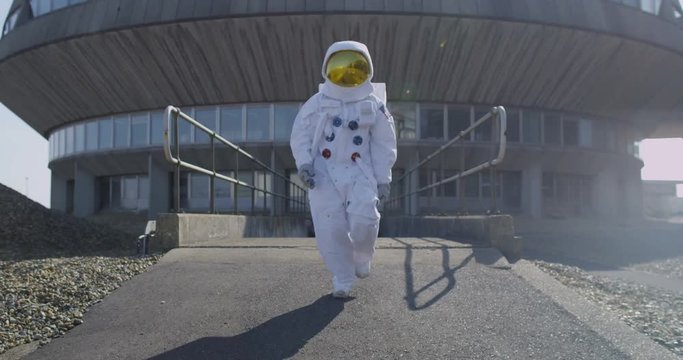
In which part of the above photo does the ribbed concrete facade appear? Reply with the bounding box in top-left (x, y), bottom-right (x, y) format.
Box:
top-left (2, 0), bottom-right (681, 220)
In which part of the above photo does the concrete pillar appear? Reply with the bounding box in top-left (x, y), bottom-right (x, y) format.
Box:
top-left (50, 172), bottom-right (68, 212)
top-left (74, 163), bottom-right (96, 217)
top-left (594, 167), bottom-right (619, 218)
top-left (522, 162), bottom-right (542, 218)
top-left (148, 154), bottom-right (170, 220)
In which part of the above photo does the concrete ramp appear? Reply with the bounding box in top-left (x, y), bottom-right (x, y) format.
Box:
top-left (24, 238), bottom-right (673, 359)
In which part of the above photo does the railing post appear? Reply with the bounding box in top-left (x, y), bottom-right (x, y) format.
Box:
top-left (406, 174), bottom-right (412, 216)
top-left (263, 174), bottom-right (267, 214)
top-left (251, 188), bottom-right (255, 215)
top-left (174, 110), bottom-right (181, 212)
top-left (210, 134), bottom-right (215, 214)
top-left (233, 151), bottom-right (238, 214)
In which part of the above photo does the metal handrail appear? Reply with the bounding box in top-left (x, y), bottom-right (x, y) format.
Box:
top-left (163, 105), bottom-right (308, 214)
top-left (386, 106), bottom-right (507, 213)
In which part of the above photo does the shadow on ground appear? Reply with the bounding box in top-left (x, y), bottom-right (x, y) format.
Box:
top-left (148, 295), bottom-right (346, 360)
top-left (390, 237), bottom-right (493, 310)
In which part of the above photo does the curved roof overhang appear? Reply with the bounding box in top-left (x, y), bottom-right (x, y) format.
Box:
top-left (1, 0), bottom-right (683, 138)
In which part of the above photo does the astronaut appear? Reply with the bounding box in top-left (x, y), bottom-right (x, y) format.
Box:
top-left (290, 41), bottom-right (397, 299)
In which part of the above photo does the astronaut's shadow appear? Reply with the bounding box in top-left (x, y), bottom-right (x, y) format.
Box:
top-left (148, 295), bottom-right (346, 360)
top-left (392, 238), bottom-right (474, 310)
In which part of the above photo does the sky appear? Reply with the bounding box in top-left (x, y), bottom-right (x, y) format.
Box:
top-left (0, 1), bottom-right (681, 208)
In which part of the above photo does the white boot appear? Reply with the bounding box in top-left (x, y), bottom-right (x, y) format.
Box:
top-left (332, 289), bottom-right (350, 299)
top-left (355, 261), bottom-right (371, 279)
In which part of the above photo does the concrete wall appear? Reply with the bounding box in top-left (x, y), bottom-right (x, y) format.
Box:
top-left (154, 213), bottom-right (520, 260)
top-left (154, 214), bottom-right (310, 251)
top-left (380, 215), bottom-right (520, 260)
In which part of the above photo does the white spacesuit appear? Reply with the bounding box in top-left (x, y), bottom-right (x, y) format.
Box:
top-left (290, 41), bottom-right (397, 298)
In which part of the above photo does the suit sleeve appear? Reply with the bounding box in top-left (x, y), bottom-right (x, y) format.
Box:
top-left (370, 103), bottom-right (398, 185)
top-left (290, 97), bottom-right (318, 170)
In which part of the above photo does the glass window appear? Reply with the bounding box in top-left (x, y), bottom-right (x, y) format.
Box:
top-left (178, 109), bottom-right (192, 144)
top-left (220, 106), bottom-right (243, 142)
top-left (418, 169), bottom-right (431, 195)
top-left (194, 108), bottom-right (216, 144)
top-left (179, 173), bottom-right (188, 210)
top-left (481, 172), bottom-right (492, 198)
top-left (420, 104), bottom-right (444, 140)
top-left (473, 107), bottom-right (492, 141)
top-left (579, 119), bottom-right (592, 148)
top-left (464, 174), bottom-right (479, 198)
top-left (563, 117), bottom-right (579, 146)
top-left (523, 111), bottom-right (541, 144)
top-left (99, 119), bottom-right (113, 149)
top-left (123, 176), bottom-right (137, 199)
top-left (86, 121), bottom-right (98, 151)
top-left (30, 0), bottom-right (51, 16)
top-left (247, 105), bottom-right (270, 141)
top-left (190, 174), bottom-right (209, 198)
top-left (150, 112), bottom-right (164, 145)
top-left (254, 171), bottom-right (271, 207)
top-left (640, 0), bottom-right (661, 13)
top-left (75, 124), bottom-right (85, 152)
top-left (48, 134), bottom-right (53, 160)
top-left (131, 114), bottom-right (148, 146)
top-left (544, 113), bottom-right (561, 145)
top-left (114, 116), bottom-right (129, 148)
top-left (274, 104), bottom-right (299, 141)
top-left (66, 126), bottom-right (74, 155)
top-left (215, 172), bottom-right (232, 198)
top-left (592, 121), bottom-right (616, 151)
top-left (391, 102), bottom-right (416, 140)
top-left (606, 127), bottom-right (616, 151)
top-left (237, 171), bottom-right (253, 197)
top-left (443, 169), bottom-right (459, 197)
top-left (59, 129), bottom-right (66, 157)
top-left (447, 105), bottom-right (470, 140)
top-left (506, 109), bottom-right (520, 143)
top-left (138, 176), bottom-right (149, 200)
top-left (542, 173), bottom-right (554, 199)
top-left (52, 132), bottom-right (57, 158)
top-left (52, 0), bottom-right (69, 11)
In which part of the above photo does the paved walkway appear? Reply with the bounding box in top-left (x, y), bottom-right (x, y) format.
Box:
top-left (23, 238), bottom-right (675, 360)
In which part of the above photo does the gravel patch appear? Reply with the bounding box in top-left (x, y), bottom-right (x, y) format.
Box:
top-left (630, 257), bottom-right (683, 281)
top-left (534, 261), bottom-right (683, 357)
top-left (0, 255), bottom-right (160, 355)
top-left (0, 183), bottom-right (135, 261)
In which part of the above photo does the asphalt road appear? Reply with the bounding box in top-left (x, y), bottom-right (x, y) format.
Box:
top-left (23, 238), bottom-right (647, 359)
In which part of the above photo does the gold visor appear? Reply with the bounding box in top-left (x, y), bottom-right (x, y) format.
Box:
top-left (325, 50), bottom-right (370, 87)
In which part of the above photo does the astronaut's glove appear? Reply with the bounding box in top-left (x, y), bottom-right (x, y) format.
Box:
top-left (377, 183), bottom-right (391, 205)
top-left (298, 163), bottom-right (316, 189)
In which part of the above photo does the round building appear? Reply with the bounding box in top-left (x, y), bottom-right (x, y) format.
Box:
top-left (2, 0), bottom-right (682, 220)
